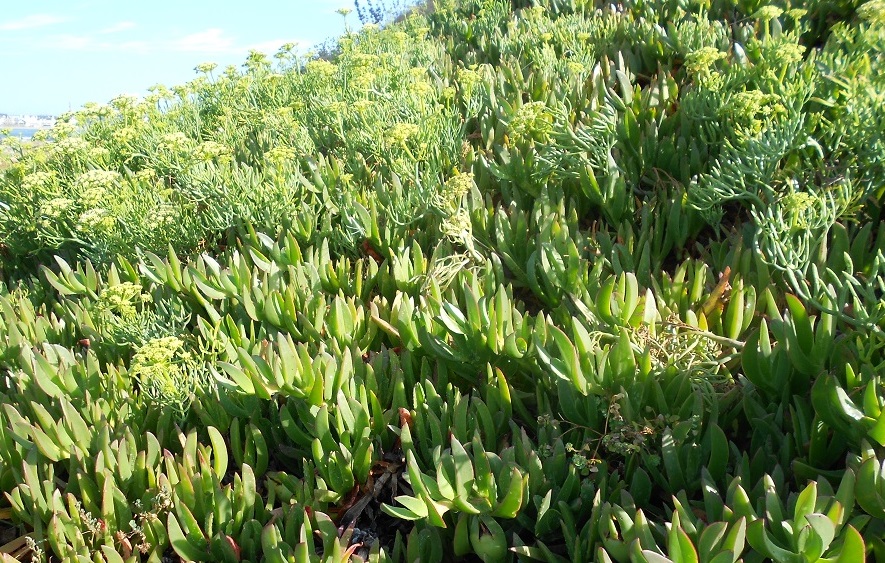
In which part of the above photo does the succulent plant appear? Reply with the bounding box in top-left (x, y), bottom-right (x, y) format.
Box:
top-left (1, 0), bottom-right (884, 560)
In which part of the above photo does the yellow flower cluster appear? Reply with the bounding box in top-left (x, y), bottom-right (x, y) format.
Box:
top-left (306, 59), bottom-right (339, 79)
top-left (155, 203), bottom-right (177, 225)
top-left (684, 47), bottom-right (725, 75)
top-left (77, 208), bottom-right (116, 234)
top-left (110, 94), bottom-right (141, 113)
top-left (752, 5), bottom-right (783, 21)
top-left (441, 208), bottom-right (472, 240)
top-left (76, 170), bottom-right (122, 192)
top-left (51, 137), bottom-right (91, 157)
top-left (721, 90), bottom-right (786, 136)
top-left (98, 282), bottom-right (149, 319)
top-left (457, 66), bottom-right (482, 95)
top-left (112, 127), bottom-right (139, 144)
top-left (22, 171), bottom-right (56, 192)
top-left (195, 141), bottom-right (230, 162)
top-left (387, 123), bottom-right (420, 147)
top-left (158, 132), bottom-right (191, 152)
top-left (266, 146), bottom-right (297, 164)
top-left (130, 336), bottom-right (193, 406)
top-left (39, 197), bottom-right (74, 219)
top-left (566, 61), bottom-right (586, 75)
top-left (443, 172), bottom-right (473, 203)
top-left (194, 62), bottom-right (218, 74)
top-left (509, 101), bottom-right (554, 144)
top-left (352, 72), bottom-right (377, 90)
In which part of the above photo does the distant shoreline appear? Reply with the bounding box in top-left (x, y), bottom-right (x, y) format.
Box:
top-left (0, 127), bottom-right (44, 141)
top-left (0, 122), bottom-right (53, 129)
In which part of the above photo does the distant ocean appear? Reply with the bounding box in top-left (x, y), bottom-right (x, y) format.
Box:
top-left (1, 128), bottom-right (42, 140)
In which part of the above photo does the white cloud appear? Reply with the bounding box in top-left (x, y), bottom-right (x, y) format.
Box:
top-left (118, 40), bottom-right (151, 54)
top-left (167, 29), bottom-right (307, 56)
top-left (171, 28), bottom-right (235, 53)
top-left (42, 26), bottom-right (309, 59)
top-left (45, 34), bottom-right (146, 54)
top-left (100, 21), bottom-right (136, 34)
top-left (0, 13), bottom-right (66, 31)
top-left (50, 34), bottom-right (95, 50)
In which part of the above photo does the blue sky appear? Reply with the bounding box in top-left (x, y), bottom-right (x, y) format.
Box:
top-left (0, 1), bottom-right (357, 115)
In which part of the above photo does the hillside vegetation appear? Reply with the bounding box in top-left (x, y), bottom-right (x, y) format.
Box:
top-left (1, 0), bottom-right (884, 560)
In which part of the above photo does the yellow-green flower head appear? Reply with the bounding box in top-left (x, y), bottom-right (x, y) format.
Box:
top-left (76, 169), bottom-right (122, 192)
top-left (133, 336), bottom-right (185, 365)
top-left (223, 65), bottom-right (239, 80)
top-left (110, 94), bottom-right (141, 112)
top-left (51, 122), bottom-right (77, 139)
top-left (566, 61), bottom-right (586, 74)
top-left (721, 89), bottom-right (785, 135)
top-left (79, 102), bottom-right (113, 120)
top-left (456, 67), bottom-right (481, 94)
top-left (752, 5), bottom-right (784, 21)
top-left (158, 132), bottom-right (191, 152)
top-left (509, 101), bottom-right (554, 143)
top-left (306, 59), bottom-right (338, 79)
top-left (148, 83), bottom-right (174, 100)
top-left (89, 146), bottom-right (111, 162)
top-left (130, 336), bottom-right (194, 408)
top-left (155, 203), bottom-right (176, 225)
top-left (352, 71), bottom-right (377, 90)
top-left (21, 171), bottom-right (56, 191)
top-left (775, 42), bottom-right (805, 66)
top-left (171, 84), bottom-right (189, 99)
top-left (441, 208), bottom-right (472, 240)
top-left (781, 191), bottom-right (818, 231)
top-left (52, 137), bottom-right (90, 156)
top-left (412, 80), bottom-right (434, 97)
top-left (77, 208), bottom-right (116, 233)
top-left (352, 99), bottom-right (376, 113)
top-left (194, 62), bottom-right (218, 74)
top-left (39, 197), bottom-right (74, 219)
top-left (275, 42), bottom-right (297, 57)
top-left (727, 90), bottom-right (781, 114)
top-left (111, 127), bottom-right (138, 144)
top-left (98, 282), bottom-right (148, 318)
top-left (266, 145), bottom-right (297, 163)
top-left (31, 129), bottom-right (51, 142)
top-left (195, 140), bottom-right (230, 161)
top-left (135, 168), bottom-right (157, 182)
top-left (79, 186), bottom-right (108, 207)
top-left (409, 67), bottom-right (428, 80)
top-left (444, 172), bottom-right (474, 202)
top-left (524, 6), bottom-right (545, 19)
top-left (387, 122), bottom-right (420, 146)
top-left (685, 47), bottom-right (726, 75)
top-left (349, 53), bottom-right (380, 68)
